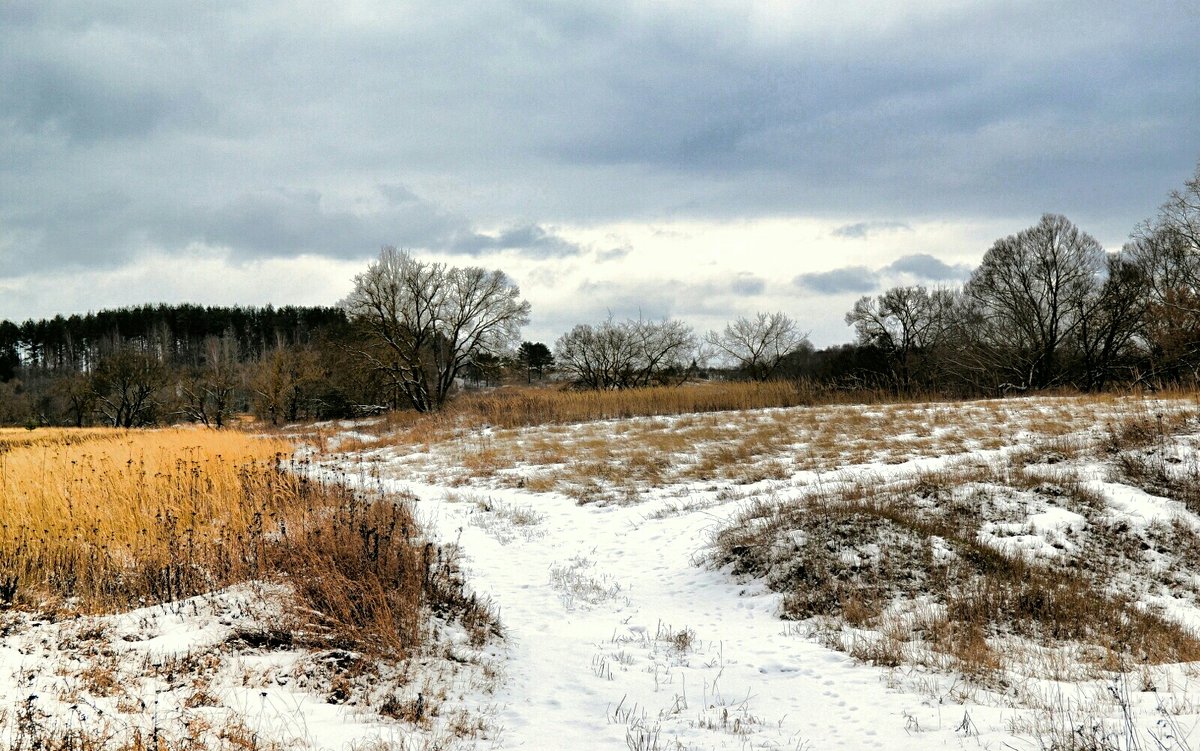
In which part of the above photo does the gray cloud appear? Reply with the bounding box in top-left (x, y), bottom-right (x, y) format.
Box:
top-left (571, 271), bottom-right (771, 323)
top-left (885, 253), bottom-right (971, 281)
top-left (2, 0), bottom-right (1198, 318)
top-left (449, 224), bottom-right (583, 258)
top-left (793, 252), bottom-right (973, 296)
top-left (793, 267), bottom-right (880, 295)
top-left (4, 61), bottom-right (171, 142)
top-left (730, 273), bottom-right (766, 296)
top-left (832, 221), bottom-right (912, 239)
top-left (596, 246), bottom-right (632, 262)
top-left (0, 182), bottom-right (582, 276)
top-left (572, 280), bottom-right (675, 322)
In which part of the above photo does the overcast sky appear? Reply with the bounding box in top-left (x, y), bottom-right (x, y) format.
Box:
top-left (2, 1), bottom-right (1197, 345)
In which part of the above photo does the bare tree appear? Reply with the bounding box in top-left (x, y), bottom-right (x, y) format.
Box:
top-left (53, 371), bottom-right (96, 427)
top-left (341, 247), bottom-right (531, 412)
top-left (845, 286), bottom-right (955, 390)
top-left (1157, 162), bottom-right (1200, 255)
top-left (1125, 164), bottom-right (1200, 382)
top-left (179, 333), bottom-right (240, 427)
top-left (1072, 253), bottom-right (1149, 390)
top-left (248, 344), bottom-right (324, 425)
top-left (555, 317), bottom-right (697, 389)
top-left (91, 341), bottom-right (166, 428)
top-left (705, 312), bottom-right (807, 381)
top-left (963, 214), bottom-right (1105, 389)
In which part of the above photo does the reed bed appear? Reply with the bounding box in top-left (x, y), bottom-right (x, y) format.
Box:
top-left (0, 429), bottom-right (294, 612)
top-left (347, 381), bottom-right (1173, 451)
top-left (352, 380), bottom-right (898, 449)
top-left (354, 393), bottom-right (1160, 503)
top-left (458, 380), bottom-right (812, 426)
top-left (0, 427), bottom-right (127, 452)
top-left (0, 428), bottom-right (491, 656)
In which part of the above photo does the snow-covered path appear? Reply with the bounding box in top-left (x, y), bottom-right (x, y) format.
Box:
top-left (326, 460), bottom-right (1021, 750)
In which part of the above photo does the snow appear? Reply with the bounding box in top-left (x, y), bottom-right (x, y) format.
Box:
top-left (8, 395), bottom-right (1200, 749)
top-left (300, 468), bottom-right (1121, 747)
top-left (299, 397), bottom-right (1200, 749)
top-left (370, 478), bottom-right (947, 750)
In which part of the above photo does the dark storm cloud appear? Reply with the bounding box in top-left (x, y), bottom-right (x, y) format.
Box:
top-left (2, 0), bottom-right (1198, 293)
top-left (793, 267), bottom-right (880, 295)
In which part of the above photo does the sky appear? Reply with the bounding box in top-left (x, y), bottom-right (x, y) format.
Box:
top-left (1, 1), bottom-right (1197, 346)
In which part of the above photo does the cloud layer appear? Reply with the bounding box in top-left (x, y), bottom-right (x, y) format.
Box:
top-left (2, 0), bottom-right (1197, 342)
top-left (793, 253), bottom-right (973, 295)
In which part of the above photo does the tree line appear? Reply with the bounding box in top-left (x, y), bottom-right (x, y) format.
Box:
top-left (842, 164), bottom-right (1200, 394)
top-left (0, 298), bottom-right (559, 427)
top-left (0, 304), bottom-right (368, 427)
top-left (2, 162), bottom-right (1198, 425)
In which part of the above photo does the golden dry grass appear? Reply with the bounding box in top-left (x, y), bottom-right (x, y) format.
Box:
top-left (0, 428), bottom-right (296, 612)
top-left (350, 393), bottom-right (1178, 503)
top-left (337, 380), bottom-right (896, 451)
top-left (0, 429), bottom-right (495, 659)
top-left (0, 426), bottom-right (127, 451)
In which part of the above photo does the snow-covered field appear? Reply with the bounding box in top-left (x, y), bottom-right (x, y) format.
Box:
top-left (6, 394), bottom-right (1200, 750)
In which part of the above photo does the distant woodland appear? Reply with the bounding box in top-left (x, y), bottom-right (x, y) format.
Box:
top-left (2, 164), bottom-right (1198, 427)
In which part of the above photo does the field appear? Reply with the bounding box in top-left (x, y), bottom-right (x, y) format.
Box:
top-left (7, 388), bottom-right (1200, 749)
top-left (0, 428), bottom-right (493, 750)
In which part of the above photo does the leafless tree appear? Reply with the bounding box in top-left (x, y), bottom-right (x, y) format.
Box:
top-left (962, 214), bottom-right (1106, 389)
top-left (1157, 162), bottom-right (1200, 255)
top-left (91, 341), bottom-right (167, 427)
top-left (1072, 252), bottom-right (1149, 390)
top-left (178, 333), bottom-right (241, 427)
top-left (846, 286), bottom-right (956, 390)
top-left (555, 317), bottom-right (697, 389)
top-left (1124, 164), bottom-right (1200, 382)
top-left (341, 247), bottom-right (531, 412)
top-left (705, 312), bottom-right (808, 381)
top-left (53, 371), bottom-right (96, 427)
top-left (249, 344), bottom-right (324, 425)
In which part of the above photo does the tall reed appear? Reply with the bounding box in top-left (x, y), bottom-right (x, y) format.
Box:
top-left (0, 429), bottom-right (493, 657)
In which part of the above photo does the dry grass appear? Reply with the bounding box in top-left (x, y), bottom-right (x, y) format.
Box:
top-left (712, 464), bottom-right (1200, 679)
top-left (6, 697), bottom-right (291, 751)
top-left (0, 428), bottom-right (294, 611)
top-left (350, 394), bottom-right (1167, 504)
top-left (0, 428), bottom-right (494, 658)
top-left (0, 427), bottom-right (127, 451)
top-left (334, 380), bottom-right (963, 451)
top-left (1102, 406), bottom-right (1200, 517)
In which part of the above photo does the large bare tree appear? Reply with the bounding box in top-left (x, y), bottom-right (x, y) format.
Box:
top-left (1072, 253), bottom-right (1148, 390)
top-left (341, 247), bottom-right (530, 412)
top-left (962, 214), bottom-right (1105, 389)
top-left (1125, 163), bottom-right (1200, 382)
top-left (91, 340), bottom-right (167, 428)
top-left (555, 317), bottom-right (696, 389)
top-left (705, 312), bottom-right (807, 381)
top-left (846, 286), bottom-right (955, 390)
